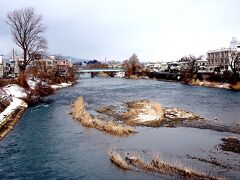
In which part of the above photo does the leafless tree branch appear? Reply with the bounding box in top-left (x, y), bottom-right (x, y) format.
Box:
top-left (5, 7), bottom-right (47, 71)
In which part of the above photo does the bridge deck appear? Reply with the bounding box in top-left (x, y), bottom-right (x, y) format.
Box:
top-left (77, 68), bottom-right (124, 73)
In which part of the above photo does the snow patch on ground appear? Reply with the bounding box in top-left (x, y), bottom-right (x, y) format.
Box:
top-left (137, 113), bottom-right (161, 122)
top-left (51, 82), bottom-right (73, 90)
top-left (165, 108), bottom-right (198, 120)
top-left (3, 84), bottom-right (27, 99)
top-left (0, 97), bottom-right (27, 125)
top-left (191, 80), bottom-right (231, 89)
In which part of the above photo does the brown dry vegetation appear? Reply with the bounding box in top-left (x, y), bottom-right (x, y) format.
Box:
top-left (122, 99), bottom-right (165, 126)
top-left (219, 137), bottom-right (240, 154)
top-left (0, 105), bottom-right (26, 140)
top-left (191, 79), bottom-right (230, 89)
top-left (96, 106), bottom-right (119, 118)
top-left (108, 149), bottom-right (224, 180)
top-left (108, 149), bottom-right (132, 170)
top-left (72, 96), bottom-right (136, 136)
top-left (230, 82), bottom-right (240, 91)
top-left (186, 154), bottom-right (229, 169)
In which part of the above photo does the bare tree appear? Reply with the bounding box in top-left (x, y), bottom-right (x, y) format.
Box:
top-left (6, 7), bottom-right (47, 72)
top-left (229, 51), bottom-right (240, 80)
top-left (180, 54), bottom-right (203, 83)
top-left (123, 53), bottom-right (142, 77)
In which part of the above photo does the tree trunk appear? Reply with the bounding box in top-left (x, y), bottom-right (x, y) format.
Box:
top-left (17, 66), bottom-right (28, 88)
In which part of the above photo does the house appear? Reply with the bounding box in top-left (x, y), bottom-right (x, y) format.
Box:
top-left (107, 61), bottom-right (122, 68)
top-left (195, 59), bottom-right (208, 73)
top-left (145, 62), bottom-right (161, 72)
top-left (144, 62), bottom-right (168, 72)
top-left (167, 62), bottom-right (181, 72)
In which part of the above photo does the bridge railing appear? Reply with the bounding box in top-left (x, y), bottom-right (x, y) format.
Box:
top-left (77, 68), bottom-right (125, 73)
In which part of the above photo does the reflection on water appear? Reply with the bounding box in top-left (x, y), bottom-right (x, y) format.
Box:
top-left (0, 77), bottom-right (239, 179)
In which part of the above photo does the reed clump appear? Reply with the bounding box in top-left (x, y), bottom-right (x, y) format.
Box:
top-left (122, 99), bottom-right (165, 126)
top-left (108, 149), bottom-right (132, 170)
top-left (71, 96), bottom-right (136, 136)
top-left (108, 149), bottom-right (224, 180)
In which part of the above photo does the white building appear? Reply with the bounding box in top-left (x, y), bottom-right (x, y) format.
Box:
top-left (195, 59), bottom-right (208, 73)
top-left (0, 55), bottom-right (3, 78)
top-left (207, 37), bottom-right (240, 73)
top-left (230, 37), bottom-right (240, 50)
top-left (145, 62), bottom-right (170, 72)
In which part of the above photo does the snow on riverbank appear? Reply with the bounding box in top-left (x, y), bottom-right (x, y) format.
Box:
top-left (3, 84), bottom-right (27, 99)
top-left (1, 81), bottom-right (74, 133)
top-left (191, 80), bottom-right (231, 89)
top-left (0, 97), bottom-right (27, 125)
top-left (51, 82), bottom-right (73, 90)
top-left (0, 84), bottom-right (28, 126)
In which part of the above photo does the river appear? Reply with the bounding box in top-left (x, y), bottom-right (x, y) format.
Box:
top-left (0, 76), bottom-right (240, 179)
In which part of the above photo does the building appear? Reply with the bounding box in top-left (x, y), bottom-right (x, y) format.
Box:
top-left (207, 37), bottom-right (240, 73)
top-left (207, 48), bottom-right (232, 73)
top-left (0, 55), bottom-right (3, 78)
top-left (195, 59), bottom-right (208, 73)
top-left (32, 55), bottom-right (73, 77)
top-left (145, 62), bottom-right (161, 72)
top-left (107, 61), bottom-right (122, 68)
top-left (144, 62), bottom-right (171, 72)
top-left (230, 37), bottom-right (240, 50)
top-left (0, 55), bottom-right (12, 78)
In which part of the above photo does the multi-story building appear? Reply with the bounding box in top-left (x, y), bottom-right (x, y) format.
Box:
top-left (207, 48), bottom-right (232, 73)
top-left (207, 37), bottom-right (240, 73)
top-left (32, 55), bottom-right (73, 77)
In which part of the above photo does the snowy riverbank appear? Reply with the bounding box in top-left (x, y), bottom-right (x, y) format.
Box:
top-left (0, 81), bottom-right (74, 139)
top-left (0, 84), bottom-right (28, 139)
top-left (51, 82), bottom-right (73, 90)
top-left (190, 79), bottom-right (231, 89)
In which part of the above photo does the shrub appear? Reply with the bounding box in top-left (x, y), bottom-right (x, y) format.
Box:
top-left (230, 82), bottom-right (240, 91)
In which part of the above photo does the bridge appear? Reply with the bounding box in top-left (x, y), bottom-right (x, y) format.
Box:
top-left (77, 68), bottom-right (125, 73)
top-left (76, 68), bottom-right (125, 78)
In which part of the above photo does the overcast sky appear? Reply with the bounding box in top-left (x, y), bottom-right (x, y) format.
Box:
top-left (0, 0), bottom-right (240, 62)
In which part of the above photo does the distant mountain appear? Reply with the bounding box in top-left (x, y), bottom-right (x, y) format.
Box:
top-left (59, 55), bottom-right (91, 63)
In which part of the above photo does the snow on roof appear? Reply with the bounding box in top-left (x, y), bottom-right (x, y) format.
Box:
top-left (3, 84), bottom-right (27, 99)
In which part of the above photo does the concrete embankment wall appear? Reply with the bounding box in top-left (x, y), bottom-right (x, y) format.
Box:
top-left (0, 103), bottom-right (27, 140)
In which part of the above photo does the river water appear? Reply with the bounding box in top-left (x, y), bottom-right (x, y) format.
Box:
top-left (0, 76), bottom-right (240, 179)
